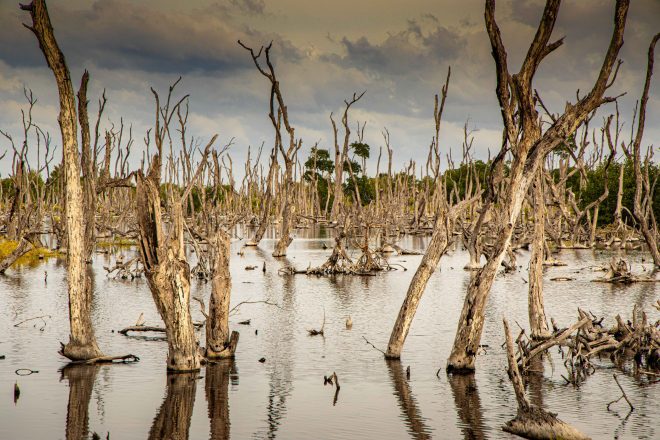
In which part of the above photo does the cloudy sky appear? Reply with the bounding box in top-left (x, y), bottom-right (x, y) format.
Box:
top-left (0, 0), bottom-right (658, 178)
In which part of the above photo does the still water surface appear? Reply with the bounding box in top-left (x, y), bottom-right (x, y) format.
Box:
top-left (0, 226), bottom-right (658, 439)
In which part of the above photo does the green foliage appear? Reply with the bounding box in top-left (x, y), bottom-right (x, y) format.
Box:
top-left (443, 160), bottom-right (489, 201)
top-left (350, 142), bottom-right (370, 160)
top-left (563, 159), bottom-right (660, 226)
top-left (304, 147), bottom-right (334, 179)
top-left (343, 175), bottom-right (375, 205)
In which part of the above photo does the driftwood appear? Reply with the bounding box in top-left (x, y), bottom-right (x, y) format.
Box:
top-left (64, 353), bottom-right (140, 366)
top-left (512, 307), bottom-right (659, 389)
top-left (592, 258), bottom-right (660, 284)
top-left (119, 322), bottom-right (204, 335)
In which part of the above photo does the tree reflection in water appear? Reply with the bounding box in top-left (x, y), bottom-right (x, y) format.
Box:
top-left (206, 360), bottom-right (235, 440)
top-left (448, 373), bottom-right (486, 440)
top-left (386, 360), bottom-right (432, 440)
top-left (61, 364), bottom-right (100, 440)
top-left (148, 372), bottom-right (197, 440)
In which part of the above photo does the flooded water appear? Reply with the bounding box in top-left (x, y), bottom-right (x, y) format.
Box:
top-left (0, 226), bottom-right (658, 439)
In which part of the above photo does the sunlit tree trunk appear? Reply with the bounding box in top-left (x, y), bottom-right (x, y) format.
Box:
top-left (528, 170), bottom-right (550, 339)
top-left (21, 0), bottom-right (103, 360)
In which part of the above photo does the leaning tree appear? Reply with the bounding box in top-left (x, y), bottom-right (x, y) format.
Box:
top-left (446, 0), bottom-right (630, 372)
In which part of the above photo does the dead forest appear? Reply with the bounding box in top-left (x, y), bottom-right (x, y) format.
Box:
top-left (2, 0), bottom-right (659, 439)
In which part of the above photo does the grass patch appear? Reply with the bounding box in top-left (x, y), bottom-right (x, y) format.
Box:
top-left (97, 237), bottom-right (137, 248)
top-left (0, 239), bottom-right (61, 268)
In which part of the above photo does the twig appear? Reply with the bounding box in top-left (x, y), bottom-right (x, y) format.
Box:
top-left (362, 336), bottom-right (386, 355)
top-left (229, 299), bottom-right (280, 315)
top-left (14, 315), bottom-right (51, 327)
top-left (607, 374), bottom-right (634, 412)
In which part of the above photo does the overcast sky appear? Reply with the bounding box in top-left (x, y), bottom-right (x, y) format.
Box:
top-left (0, 0), bottom-right (658, 178)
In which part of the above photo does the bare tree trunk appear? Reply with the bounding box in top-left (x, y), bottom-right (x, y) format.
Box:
top-left (0, 238), bottom-right (32, 274)
top-left (625, 33), bottom-right (660, 266)
top-left (137, 174), bottom-right (201, 371)
top-left (77, 71), bottom-right (97, 262)
top-left (249, 148), bottom-right (276, 246)
top-left (206, 229), bottom-right (239, 358)
top-left (21, 0), bottom-right (103, 360)
top-left (273, 158), bottom-right (295, 257)
top-left (446, 0), bottom-right (628, 372)
top-left (386, 193), bottom-right (476, 358)
top-left (148, 373), bottom-right (197, 440)
top-left (385, 209), bottom-right (450, 358)
top-left (528, 171), bottom-right (550, 339)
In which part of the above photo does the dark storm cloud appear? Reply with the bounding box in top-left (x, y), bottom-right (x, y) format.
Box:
top-left (322, 19), bottom-right (466, 76)
top-left (0, 0), bottom-right (302, 74)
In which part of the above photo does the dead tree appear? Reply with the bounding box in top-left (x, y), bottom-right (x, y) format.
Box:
top-left (384, 68), bottom-right (482, 359)
top-left (77, 71), bottom-right (97, 263)
top-left (21, 0), bottom-right (105, 360)
top-left (0, 90), bottom-right (54, 273)
top-left (205, 227), bottom-right (240, 358)
top-left (329, 92), bottom-right (365, 220)
top-left (135, 83), bottom-right (214, 372)
top-left (447, 0), bottom-right (630, 372)
top-left (527, 169), bottom-right (551, 340)
top-left (239, 41), bottom-right (302, 257)
top-left (247, 147), bottom-right (277, 246)
top-left (622, 33), bottom-right (660, 267)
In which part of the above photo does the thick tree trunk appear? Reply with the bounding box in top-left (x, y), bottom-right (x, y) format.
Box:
top-left (21, 0), bottom-right (103, 360)
top-left (136, 173), bottom-right (200, 371)
top-left (62, 365), bottom-right (99, 440)
top-left (628, 33), bottom-right (660, 266)
top-left (148, 373), bottom-right (197, 440)
top-left (207, 229), bottom-right (239, 358)
top-left (528, 171), bottom-right (550, 339)
top-left (206, 360), bottom-right (233, 440)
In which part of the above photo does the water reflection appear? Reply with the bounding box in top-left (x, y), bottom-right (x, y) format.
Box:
top-left (526, 356), bottom-right (544, 408)
top-left (61, 364), bottom-right (100, 440)
top-left (386, 360), bottom-right (432, 440)
top-left (148, 373), bottom-right (198, 440)
top-left (448, 374), bottom-right (486, 440)
top-left (252, 256), bottom-right (295, 440)
top-left (206, 360), bottom-right (235, 440)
